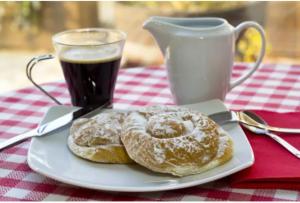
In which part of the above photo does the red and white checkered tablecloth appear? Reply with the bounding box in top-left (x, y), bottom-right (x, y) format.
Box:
top-left (0, 63), bottom-right (300, 201)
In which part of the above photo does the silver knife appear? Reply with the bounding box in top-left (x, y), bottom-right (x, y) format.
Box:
top-left (0, 102), bottom-right (110, 151)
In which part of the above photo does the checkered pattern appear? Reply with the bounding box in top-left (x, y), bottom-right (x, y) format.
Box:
top-left (0, 63), bottom-right (300, 201)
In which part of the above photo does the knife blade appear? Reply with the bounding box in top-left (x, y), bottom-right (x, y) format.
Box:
top-left (36, 101), bottom-right (110, 135)
top-left (0, 101), bottom-right (110, 151)
top-left (207, 111), bottom-right (239, 125)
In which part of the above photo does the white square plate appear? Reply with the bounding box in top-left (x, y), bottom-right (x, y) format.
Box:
top-left (27, 100), bottom-right (254, 192)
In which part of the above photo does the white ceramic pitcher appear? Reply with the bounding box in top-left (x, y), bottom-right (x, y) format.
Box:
top-left (144, 16), bottom-right (266, 105)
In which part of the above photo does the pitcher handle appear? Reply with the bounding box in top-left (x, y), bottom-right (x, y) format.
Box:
top-left (230, 21), bottom-right (266, 90)
top-left (26, 54), bottom-right (62, 105)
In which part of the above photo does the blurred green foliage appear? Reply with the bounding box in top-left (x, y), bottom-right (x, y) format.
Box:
top-left (0, 2), bottom-right (41, 30)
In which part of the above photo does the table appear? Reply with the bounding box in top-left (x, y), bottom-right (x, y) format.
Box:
top-left (0, 63), bottom-right (300, 201)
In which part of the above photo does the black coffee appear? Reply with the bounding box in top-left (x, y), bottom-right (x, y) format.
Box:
top-left (60, 57), bottom-right (121, 109)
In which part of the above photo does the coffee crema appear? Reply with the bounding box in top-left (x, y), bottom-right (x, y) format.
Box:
top-left (59, 48), bottom-right (121, 109)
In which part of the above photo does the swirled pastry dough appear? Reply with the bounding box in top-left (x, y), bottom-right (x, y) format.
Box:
top-left (121, 106), bottom-right (233, 176)
top-left (68, 111), bottom-right (133, 164)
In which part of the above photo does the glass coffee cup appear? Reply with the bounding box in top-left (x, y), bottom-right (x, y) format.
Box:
top-left (27, 28), bottom-right (126, 109)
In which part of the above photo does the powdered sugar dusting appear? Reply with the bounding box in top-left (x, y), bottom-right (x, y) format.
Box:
top-left (216, 133), bottom-right (230, 158)
top-left (71, 112), bottom-right (126, 147)
top-left (153, 143), bottom-right (165, 164)
top-left (193, 128), bottom-right (205, 142)
top-left (183, 120), bottom-right (194, 132)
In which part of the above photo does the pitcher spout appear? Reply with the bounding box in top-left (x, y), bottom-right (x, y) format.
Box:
top-left (143, 16), bottom-right (173, 55)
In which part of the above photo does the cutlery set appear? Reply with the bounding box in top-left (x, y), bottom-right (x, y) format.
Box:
top-left (210, 110), bottom-right (300, 159)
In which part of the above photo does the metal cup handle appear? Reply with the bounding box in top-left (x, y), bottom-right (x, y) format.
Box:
top-left (26, 54), bottom-right (62, 105)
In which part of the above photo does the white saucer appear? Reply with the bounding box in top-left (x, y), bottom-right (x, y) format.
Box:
top-left (27, 100), bottom-right (254, 192)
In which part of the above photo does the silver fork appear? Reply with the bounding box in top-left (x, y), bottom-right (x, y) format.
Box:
top-left (209, 111), bottom-right (300, 134)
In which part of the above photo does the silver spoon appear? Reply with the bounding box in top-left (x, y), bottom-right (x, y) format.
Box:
top-left (241, 111), bottom-right (300, 159)
top-left (242, 111), bottom-right (300, 134)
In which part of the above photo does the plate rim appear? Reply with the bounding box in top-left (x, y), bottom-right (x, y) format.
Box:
top-left (27, 156), bottom-right (254, 192)
top-left (27, 100), bottom-right (254, 192)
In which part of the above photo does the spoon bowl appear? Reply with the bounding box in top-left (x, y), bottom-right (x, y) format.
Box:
top-left (238, 111), bottom-right (270, 135)
top-left (242, 111), bottom-right (268, 126)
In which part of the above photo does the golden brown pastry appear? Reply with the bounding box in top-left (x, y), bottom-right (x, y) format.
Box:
top-left (121, 105), bottom-right (233, 176)
top-left (68, 111), bottom-right (133, 164)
